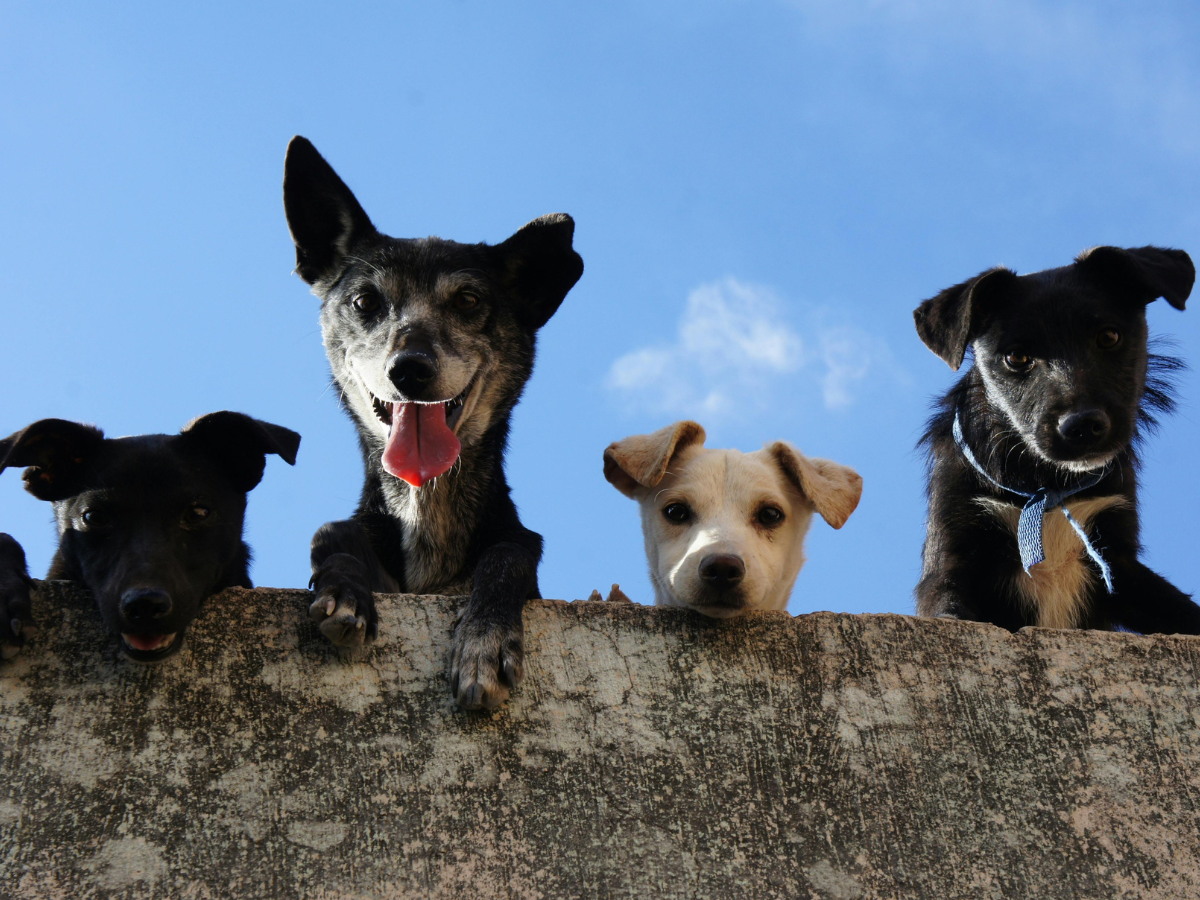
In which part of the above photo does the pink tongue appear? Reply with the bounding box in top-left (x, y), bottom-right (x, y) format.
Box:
top-left (382, 402), bottom-right (462, 487)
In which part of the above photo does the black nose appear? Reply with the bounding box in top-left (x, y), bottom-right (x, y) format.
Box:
top-left (387, 347), bottom-right (438, 396)
top-left (121, 589), bottom-right (172, 621)
top-left (1057, 409), bottom-right (1111, 449)
top-left (699, 554), bottom-right (746, 589)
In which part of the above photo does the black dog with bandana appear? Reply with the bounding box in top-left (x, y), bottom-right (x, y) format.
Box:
top-left (913, 245), bottom-right (1200, 633)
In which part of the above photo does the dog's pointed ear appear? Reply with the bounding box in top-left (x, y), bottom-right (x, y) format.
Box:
top-left (283, 136), bottom-right (377, 285)
top-left (913, 267), bottom-right (1018, 370)
top-left (0, 419), bottom-right (105, 501)
top-left (1076, 246), bottom-right (1194, 311)
top-left (180, 412), bottom-right (301, 493)
top-left (768, 441), bottom-right (862, 529)
top-left (603, 421), bottom-right (706, 498)
top-left (495, 213), bottom-right (585, 331)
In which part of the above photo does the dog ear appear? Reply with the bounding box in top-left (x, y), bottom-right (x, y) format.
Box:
top-left (603, 421), bottom-right (706, 498)
top-left (913, 267), bottom-right (1018, 370)
top-left (1076, 246), bottom-right (1194, 311)
top-left (0, 419), bottom-right (105, 501)
top-left (283, 136), bottom-right (377, 285)
top-left (768, 442), bottom-right (863, 529)
top-left (180, 412), bottom-right (301, 493)
top-left (496, 213), bottom-right (585, 331)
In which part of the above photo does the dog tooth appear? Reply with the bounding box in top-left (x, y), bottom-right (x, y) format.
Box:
top-left (325, 599), bottom-right (336, 616)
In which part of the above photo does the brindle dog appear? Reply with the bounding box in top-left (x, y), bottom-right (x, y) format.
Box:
top-left (283, 137), bottom-right (583, 709)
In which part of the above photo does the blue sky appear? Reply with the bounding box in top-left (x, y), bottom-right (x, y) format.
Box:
top-left (2, 1), bottom-right (1199, 615)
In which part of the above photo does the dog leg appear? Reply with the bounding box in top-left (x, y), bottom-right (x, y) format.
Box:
top-left (0, 534), bottom-right (35, 660)
top-left (916, 574), bottom-right (982, 621)
top-left (1103, 560), bottom-right (1200, 635)
top-left (450, 542), bottom-right (538, 711)
top-left (917, 546), bottom-right (1032, 631)
top-left (309, 520), bottom-right (398, 648)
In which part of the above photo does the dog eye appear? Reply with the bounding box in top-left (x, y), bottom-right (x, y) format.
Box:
top-left (454, 292), bottom-right (479, 312)
top-left (662, 502), bottom-right (692, 524)
top-left (353, 293), bottom-right (380, 314)
top-left (1004, 352), bottom-right (1033, 371)
top-left (80, 509), bottom-right (110, 530)
top-left (182, 505), bottom-right (211, 526)
top-left (1097, 329), bottom-right (1121, 349)
top-left (756, 506), bottom-right (785, 527)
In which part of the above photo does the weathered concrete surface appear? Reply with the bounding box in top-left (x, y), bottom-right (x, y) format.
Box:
top-left (3, 584), bottom-right (1200, 899)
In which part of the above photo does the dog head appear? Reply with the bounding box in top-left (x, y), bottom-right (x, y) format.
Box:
top-left (604, 421), bottom-right (862, 617)
top-left (283, 136), bottom-right (584, 488)
top-left (914, 246), bottom-right (1194, 472)
top-left (0, 413), bottom-right (300, 661)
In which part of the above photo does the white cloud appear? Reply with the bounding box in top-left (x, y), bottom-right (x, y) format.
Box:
top-left (607, 277), bottom-right (899, 419)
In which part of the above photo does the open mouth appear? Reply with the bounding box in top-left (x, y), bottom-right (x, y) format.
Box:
top-left (365, 377), bottom-right (477, 488)
top-left (121, 631), bottom-right (179, 661)
top-left (369, 381), bottom-right (471, 433)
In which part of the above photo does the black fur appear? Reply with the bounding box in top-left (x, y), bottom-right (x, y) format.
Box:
top-left (0, 413), bottom-right (299, 661)
top-left (283, 136), bottom-right (583, 710)
top-left (914, 246), bottom-right (1198, 632)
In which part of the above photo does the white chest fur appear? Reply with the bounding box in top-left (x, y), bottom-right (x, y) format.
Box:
top-left (976, 495), bottom-right (1128, 629)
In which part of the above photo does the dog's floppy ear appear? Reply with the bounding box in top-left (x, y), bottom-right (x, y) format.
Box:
top-left (768, 441), bottom-right (862, 529)
top-left (283, 136), bottom-right (377, 285)
top-left (0, 419), bottom-right (105, 501)
top-left (603, 421), bottom-right (706, 498)
top-left (913, 267), bottom-right (1018, 370)
top-left (495, 213), bottom-right (585, 331)
top-left (180, 412), bottom-right (301, 493)
top-left (1076, 246), bottom-right (1194, 311)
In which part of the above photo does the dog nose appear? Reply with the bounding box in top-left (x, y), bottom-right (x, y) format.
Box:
top-left (387, 347), bottom-right (438, 395)
top-left (121, 589), bottom-right (173, 621)
top-left (699, 554), bottom-right (746, 589)
top-left (1057, 409), bottom-right (1111, 448)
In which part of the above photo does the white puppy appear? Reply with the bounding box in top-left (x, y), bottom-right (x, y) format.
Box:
top-left (604, 421), bottom-right (862, 618)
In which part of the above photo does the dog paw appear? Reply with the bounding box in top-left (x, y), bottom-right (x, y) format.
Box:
top-left (450, 614), bottom-right (524, 711)
top-left (0, 534), bottom-right (35, 660)
top-left (308, 554), bottom-right (378, 649)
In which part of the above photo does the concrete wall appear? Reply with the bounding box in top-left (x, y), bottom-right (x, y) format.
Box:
top-left (3, 582), bottom-right (1200, 899)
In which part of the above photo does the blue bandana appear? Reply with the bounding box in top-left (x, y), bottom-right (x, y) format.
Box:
top-left (952, 412), bottom-right (1114, 592)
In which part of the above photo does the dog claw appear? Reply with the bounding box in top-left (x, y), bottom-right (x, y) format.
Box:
top-left (458, 683), bottom-right (484, 709)
top-left (501, 654), bottom-right (523, 688)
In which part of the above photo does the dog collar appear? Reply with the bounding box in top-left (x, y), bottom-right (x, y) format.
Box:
top-left (952, 412), bottom-right (1114, 593)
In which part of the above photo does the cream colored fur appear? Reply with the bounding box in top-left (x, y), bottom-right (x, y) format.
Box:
top-left (604, 421), bottom-right (863, 617)
top-left (977, 495), bottom-right (1129, 629)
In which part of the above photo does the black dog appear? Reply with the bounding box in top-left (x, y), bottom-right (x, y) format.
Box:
top-left (913, 245), bottom-right (1199, 633)
top-left (282, 137), bottom-right (583, 709)
top-left (0, 413), bottom-right (299, 661)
